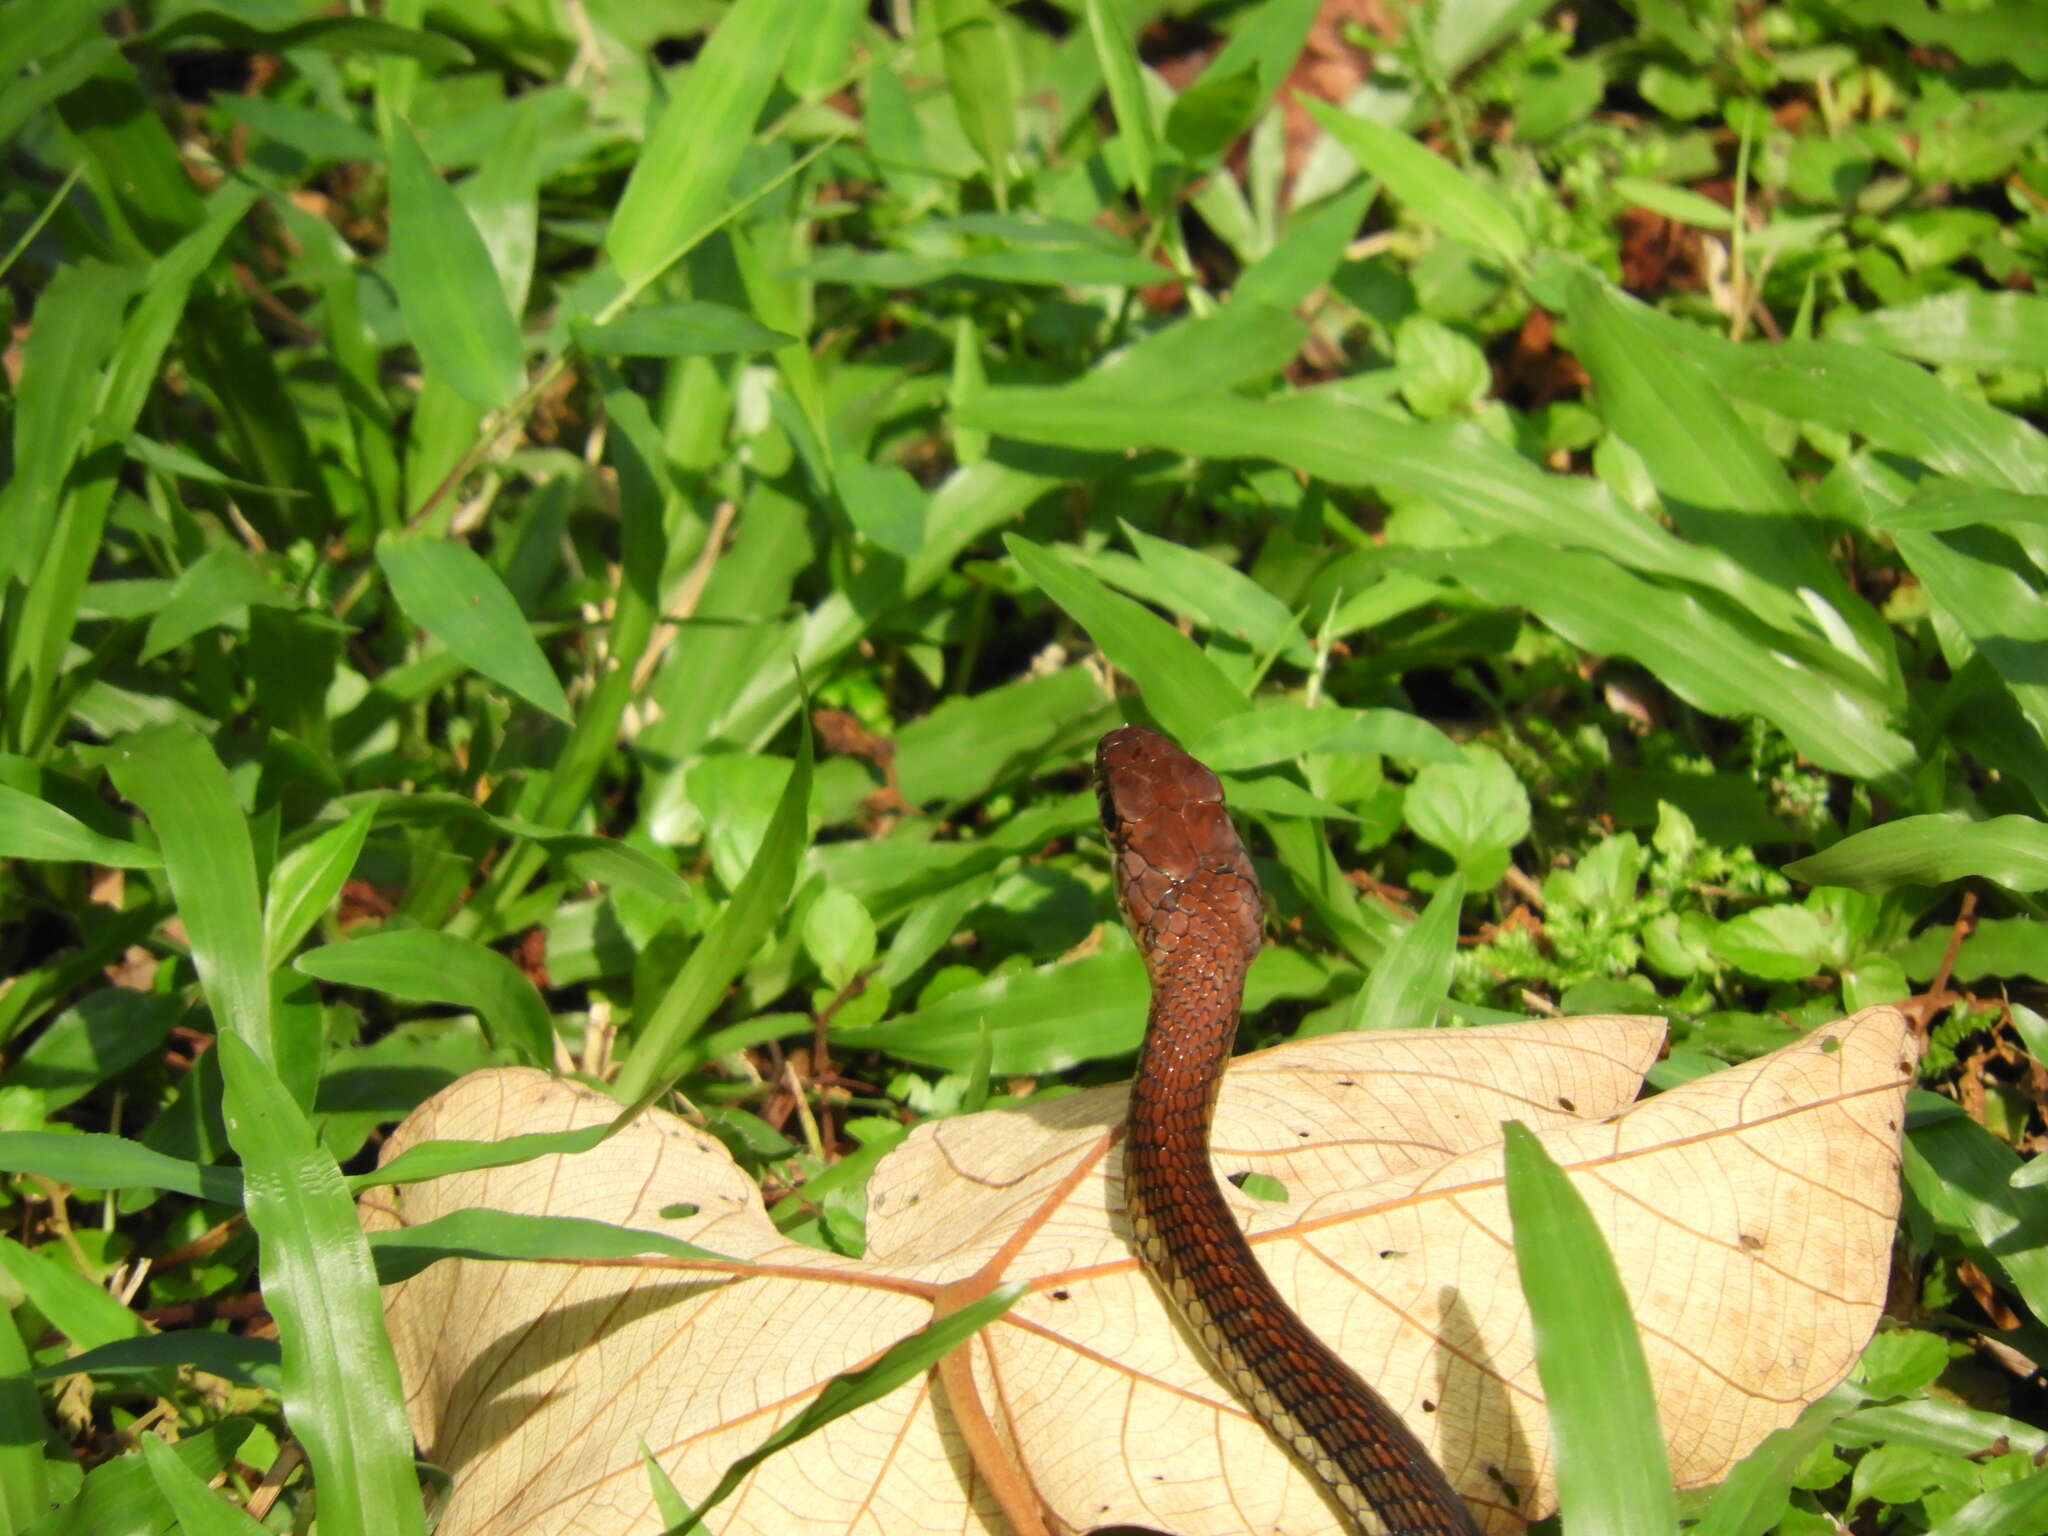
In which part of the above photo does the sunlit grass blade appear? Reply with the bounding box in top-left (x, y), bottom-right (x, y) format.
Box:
top-left (1306, 98), bottom-right (1527, 267)
top-left (0, 1133), bottom-right (242, 1204)
top-left (1689, 1381), bottom-right (1867, 1536)
top-left (931, 0), bottom-right (1016, 207)
top-left (296, 929), bottom-right (554, 1066)
top-left (366, 1208), bottom-right (725, 1286)
top-left (610, 712), bottom-right (814, 1106)
top-left (376, 535), bottom-right (571, 722)
top-left (138, 1433), bottom-right (267, 1534)
top-left (0, 784), bottom-right (158, 867)
top-left (604, 0), bottom-right (805, 289)
top-left (1786, 814), bottom-right (2048, 892)
top-left (1347, 873), bottom-right (1464, 1030)
top-left (217, 1032), bottom-right (424, 1536)
top-left (264, 805), bottom-right (375, 965)
top-left (1503, 1121), bottom-right (1679, 1536)
top-left (1004, 534), bottom-right (1247, 741)
top-left (383, 122), bottom-right (525, 412)
top-left (0, 1295), bottom-right (51, 1531)
top-left (104, 725), bottom-right (274, 1070)
top-left (665, 1282), bottom-right (1025, 1534)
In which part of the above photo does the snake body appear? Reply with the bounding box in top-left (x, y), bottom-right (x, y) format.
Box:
top-left (1096, 725), bottom-right (1480, 1536)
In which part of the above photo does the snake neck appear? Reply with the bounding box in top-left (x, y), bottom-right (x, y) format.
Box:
top-left (1123, 984), bottom-right (1482, 1536)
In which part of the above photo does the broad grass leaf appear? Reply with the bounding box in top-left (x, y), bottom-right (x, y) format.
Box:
top-left (366, 1209), bottom-right (724, 1286)
top-left (573, 303), bottom-right (792, 359)
top-left (1085, 0), bottom-right (1160, 206)
top-left (140, 545), bottom-right (296, 661)
top-left (611, 716), bottom-right (814, 1104)
top-left (138, 1434), bottom-right (268, 1535)
top-left (384, 123), bottom-right (525, 412)
top-left (956, 386), bottom-right (1842, 649)
top-left (1827, 289), bottom-right (2048, 370)
top-left (1305, 98), bottom-right (1528, 267)
top-left (351, 1124), bottom-right (613, 1191)
top-left (0, 1286), bottom-right (48, 1527)
top-left (147, 12), bottom-right (473, 66)
top-left (1505, 1123), bottom-right (1680, 1536)
top-left (0, 260), bottom-right (134, 581)
top-left (0, 784), bottom-right (158, 868)
top-left (1562, 269), bottom-right (1893, 689)
top-left (1900, 1100), bottom-right (2048, 1352)
top-left (297, 930), bottom-right (554, 1067)
top-left (840, 947), bottom-right (1335, 1075)
top-left (1785, 815), bottom-right (2048, 892)
top-left (20, 1419), bottom-right (252, 1536)
top-left (1005, 534), bottom-right (1247, 742)
top-left (1428, 539), bottom-right (1915, 791)
top-left (105, 726), bottom-right (274, 1072)
top-left (604, 0), bottom-right (804, 288)
top-left (1890, 524), bottom-right (2048, 742)
top-left (1347, 874), bottom-right (1464, 1031)
top-left (1191, 707), bottom-right (1461, 771)
top-left (1609, 176), bottom-right (1735, 231)
top-left (42, 1333), bottom-right (280, 1392)
top-left (931, 0), bottom-right (1016, 201)
top-left (218, 1031), bottom-right (424, 1536)
top-left (6, 991), bottom-right (181, 1113)
top-left (264, 806), bottom-right (375, 966)
top-left (0, 1132), bottom-right (241, 1204)
top-left (376, 535), bottom-right (571, 722)
top-left (1689, 1383), bottom-right (1869, 1536)
top-left (371, 1010), bottom-right (1909, 1535)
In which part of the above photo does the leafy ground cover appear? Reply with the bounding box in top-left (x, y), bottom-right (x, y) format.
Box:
top-left (3, 0), bottom-right (2047, 1531)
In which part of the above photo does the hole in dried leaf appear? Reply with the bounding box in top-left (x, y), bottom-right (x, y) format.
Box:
top-left (1229, 1172), bottom-right (1289, 1202)
top-left (1556, 1096), bottom-right (1576, 1111)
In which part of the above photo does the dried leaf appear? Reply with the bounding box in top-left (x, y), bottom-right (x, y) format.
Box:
top-left (368, 1008), bottom-right (1912, 1534)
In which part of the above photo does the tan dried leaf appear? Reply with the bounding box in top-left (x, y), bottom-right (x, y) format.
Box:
top-left (366, 1007), bottom-right (1913, 1535)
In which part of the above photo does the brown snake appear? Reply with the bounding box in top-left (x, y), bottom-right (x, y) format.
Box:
top-left (1097, 726), bottom-right (1480, 1536)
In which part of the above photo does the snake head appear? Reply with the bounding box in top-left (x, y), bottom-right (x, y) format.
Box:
top-left (1095, 726), bottom-right (1262, 968)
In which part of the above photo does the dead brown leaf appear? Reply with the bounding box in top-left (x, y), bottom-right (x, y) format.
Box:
top-left (368, 1007), bottom-right (1912, 1534)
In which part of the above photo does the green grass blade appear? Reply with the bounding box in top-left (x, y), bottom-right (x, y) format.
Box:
top-left (604, 0), bottom-right (804, 289)
top-left (0, 784), bottom-right (158, 867)
top-left (264, 805), bottom-right (375, 965)
top-left (376, 535), bottom-right (571, 722)
top-left (1786, 814), bottom-right (2048, 892)
top-left (1503, 1120), bottom-right (1679, 1536)
top-left (611, 712), bottom-right (814, 1105)
top-left (296, 929), bottom-right (553, 1066)
top-left (0, 1133), bottom-right (241, 1205)
top-left (1690, 1382), bottom-right (1869, 1536)
top-left (137, 1435), bottom-right (266, 1535)
top-left (366, 1209), bottom-right (724, 1286)
top-left (40, 1335), bottom-right (281, 1393)
top-left (667, 1282), bottom-right (1024, 1534)
top-left (1004, 533), bottom-right (1247, 741)
top-left (1085, 0), bottom-right (1160, 209)
top-left (1348, 873), bottom-right (1464, 1030)
top-left (349, 1124), bottom-right (613, 1190)
top-left (1306, 98), bottom-right (1527, 267)
top-left (383, 122), bottom-right (525, 411)
top-left (20, 1420), bottom-right (249, 1536)
top-left (931, 0), bottom-right (1016, 206)
top-left (1902, 1098), bottom-right (2048, 1327)
top-left (104, 725), bottom-right (274, 1072)
top-left (217, 1032), bottom-right (424, 1536)
top-left (0, 1291), bottom-right (52, 1533)
top-left (1925, 1463), bottom-right (2048, 1535)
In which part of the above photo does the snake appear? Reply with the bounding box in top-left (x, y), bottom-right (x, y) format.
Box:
top-left (1096, 725), bottom-right (1481, 1536)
